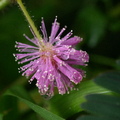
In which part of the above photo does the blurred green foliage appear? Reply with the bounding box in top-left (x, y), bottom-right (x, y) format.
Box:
top-left (78, 71), bottom-right (120, 120)
top-left (0, 0), bottom-right (120, 120)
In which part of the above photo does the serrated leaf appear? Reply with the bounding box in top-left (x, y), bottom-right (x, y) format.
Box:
top-left (4, 86), bottom-right (65, 120)
top-left (94, 71), bottom-right (120, 94)
top-left (49, 80), bottom-right (111, 118)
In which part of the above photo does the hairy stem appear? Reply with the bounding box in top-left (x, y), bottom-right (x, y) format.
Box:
top-left (16, 0), bottom-right (44, 46)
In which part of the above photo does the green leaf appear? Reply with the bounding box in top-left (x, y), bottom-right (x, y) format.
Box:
top-left (49, 80), bottom-right (111, 118)
top-left (79, 71), bottom-right (120, 120)
top-left (86, 94), bottom-right (120, 105)
top-left (81, 94), bottom-right (120, 119)
top-left (77, 115), bottom-right (115, 120)
top-left (94, 71), bottom-right (120, 94)
top-left (4, 86), bottom-right (65, 120)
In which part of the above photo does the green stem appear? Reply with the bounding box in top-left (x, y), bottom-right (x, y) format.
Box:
top-left (17, 0), bottom-right (44, 46)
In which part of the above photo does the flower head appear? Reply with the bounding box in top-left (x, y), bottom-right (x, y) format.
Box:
top-left (14, 17), bottom-right (89, 97)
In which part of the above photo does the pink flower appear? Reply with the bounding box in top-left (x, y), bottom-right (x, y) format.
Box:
top-left (14, 17), bottom-right (89, 97)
